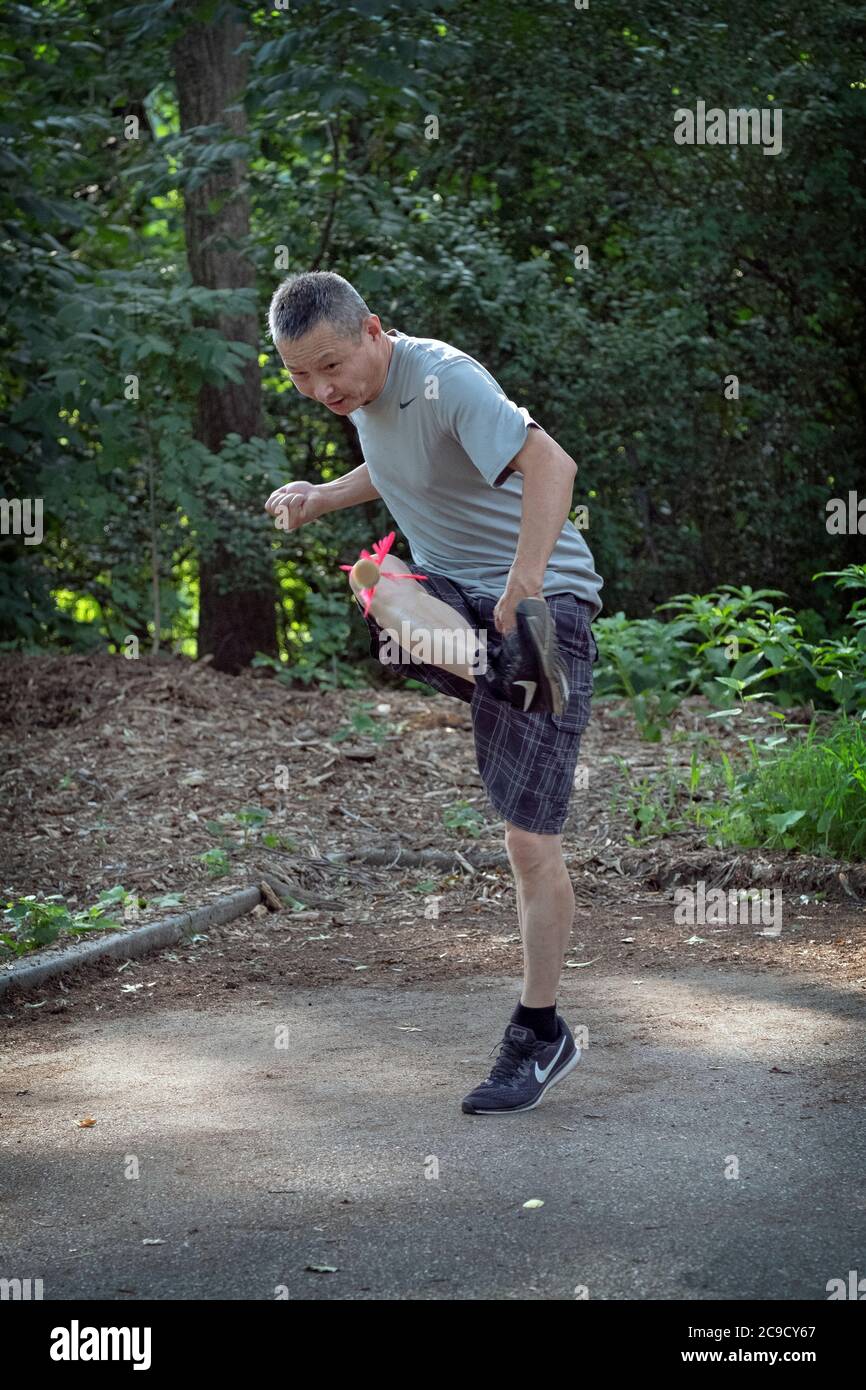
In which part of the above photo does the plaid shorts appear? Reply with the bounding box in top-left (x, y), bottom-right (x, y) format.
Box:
top-left (360, 572), bottom-right (597, 835)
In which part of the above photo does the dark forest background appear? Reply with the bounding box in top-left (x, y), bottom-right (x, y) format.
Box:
top-left (2, 0), bottom-right (864, 677)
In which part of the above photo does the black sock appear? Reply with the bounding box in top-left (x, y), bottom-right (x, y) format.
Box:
top-left (511, 1000), bottom-right (558, 1043)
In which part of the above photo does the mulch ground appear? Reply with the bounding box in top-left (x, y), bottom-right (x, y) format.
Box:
top-left (2, 652), bottom-right (864, 1041)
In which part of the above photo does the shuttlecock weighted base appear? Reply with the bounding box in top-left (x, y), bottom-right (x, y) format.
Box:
top-left (351, 557), bottom-right (381, 589)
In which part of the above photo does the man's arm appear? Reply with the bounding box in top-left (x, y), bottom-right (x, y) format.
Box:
top-left (317, 462), bottom-right (382, 513)
top-left (509, 426), bottom-right (577, 585)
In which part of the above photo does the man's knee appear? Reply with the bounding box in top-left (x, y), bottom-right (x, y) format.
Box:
top-left (504, 822), bottom-right (562, 876)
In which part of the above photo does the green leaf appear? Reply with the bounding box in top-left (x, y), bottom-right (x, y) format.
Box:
top-left (766, 810), bottom-right (806, 832)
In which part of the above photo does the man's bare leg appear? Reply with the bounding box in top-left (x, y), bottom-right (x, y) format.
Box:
top-left (514, 879), bottom-right (526, 947)
top-left (504, 823), bottom-right (574, 1007)
top-left (348, 555), bottom-right (482, 683)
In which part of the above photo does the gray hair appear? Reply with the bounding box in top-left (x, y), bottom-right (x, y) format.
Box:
top-left (268, 271), bottom-right (371, 345)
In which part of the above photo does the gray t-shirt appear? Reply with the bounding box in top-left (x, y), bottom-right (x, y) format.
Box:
top-left (348, 330), bottom-right (603, 616)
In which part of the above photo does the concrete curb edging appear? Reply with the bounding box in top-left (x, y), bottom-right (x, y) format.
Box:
top-left (0, 887), bottom-right (262, 999)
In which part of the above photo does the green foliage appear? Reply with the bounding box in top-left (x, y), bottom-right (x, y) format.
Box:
top-left (234, 805), bottom-right (272, 846)
top-left (593, 611), bottom-right (698, 739)
top-left (809, 566), bottom-right (866, 712)
top-left (612, 716), bottom-right (866, 860)
top-left (204, 807), bottom-right (276, 852)
top-left (152, 892), bottom-right (184, 909)
top-left (199, 847), bottom-right (231, 876)
top-left (262, 833), bottom-right (297, 851)
top-left (611, 755), bottom-right (694, 840)
top-left (0, 0), bottom-right (863, 665)
top-left (329, 700), bottom-right (391, 742)
top-left (254, 586), bottom-right (369, 690)
top-left (0, 886), bottom-right (130, 957)
top-left (595, 572), bottom-right (866, 738)
top-left (442, 800), bottom-right (484, 837)
top-left (692, 719), bottom-right (866, 860)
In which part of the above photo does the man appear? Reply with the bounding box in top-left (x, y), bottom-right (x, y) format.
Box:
top-left (264, 270), bottom-right (603, 1115)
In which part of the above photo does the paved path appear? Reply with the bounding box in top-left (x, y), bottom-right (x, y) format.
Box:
top-left (3, 967), bottom-right (864, 1300)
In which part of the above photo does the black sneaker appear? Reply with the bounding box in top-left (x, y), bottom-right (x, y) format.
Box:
top-left (479, 598), bottom-right (569, 715)
top-left (461, 1015), bottom-right (581, 1115)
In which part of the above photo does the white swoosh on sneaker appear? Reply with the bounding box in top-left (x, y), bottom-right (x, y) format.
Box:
top-left (513, 679), bottom-right (536, 711)
top-left (535, 1034), bottom-right (567, 1083)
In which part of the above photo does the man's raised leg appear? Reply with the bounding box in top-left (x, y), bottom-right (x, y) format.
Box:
top-left (347, 555), bottom-right (482, 683)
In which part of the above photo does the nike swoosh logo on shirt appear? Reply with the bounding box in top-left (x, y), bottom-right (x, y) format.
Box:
top-left (399, 397), bottom-right (417, 409)
top-left (535, 1035), bottom-right (567, 1083)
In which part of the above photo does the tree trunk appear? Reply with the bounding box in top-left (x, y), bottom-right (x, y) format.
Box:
top-left (173, 2), bottom-right (277, 674)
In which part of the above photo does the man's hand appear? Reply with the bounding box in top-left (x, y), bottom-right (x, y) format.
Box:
top-left (493, 567), bottom-right (544, 635)
top-left (264, 480), bottom-right (329, 531)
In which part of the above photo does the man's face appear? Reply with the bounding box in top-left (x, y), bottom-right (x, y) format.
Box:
top-left (276, 315), bottom-right (387, 415)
